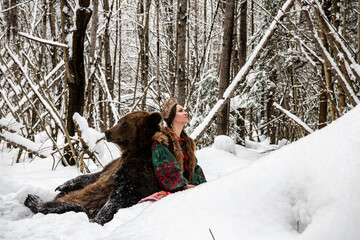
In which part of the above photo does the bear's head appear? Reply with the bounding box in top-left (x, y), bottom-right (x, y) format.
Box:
top-left (104, 111), bottom-right (162, 152)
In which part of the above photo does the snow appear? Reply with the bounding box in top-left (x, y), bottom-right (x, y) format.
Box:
top-left (1, 105), bottom-right (360, 239)
top-left (212, 135), bottom-right (237, 155)
top-left (73, 113), bottom-right (104, 150)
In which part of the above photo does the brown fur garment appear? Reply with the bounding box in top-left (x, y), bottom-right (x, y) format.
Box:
top-left (152, 127), bottom-right (197, 183)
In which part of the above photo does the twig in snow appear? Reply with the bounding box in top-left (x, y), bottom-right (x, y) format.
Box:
top-left (209, 229), bottom-right (216, 240)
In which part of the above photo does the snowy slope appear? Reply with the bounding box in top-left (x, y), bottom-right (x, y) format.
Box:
top-left (104, 106), bottom-right (360, 240)
top-left (1, 105), bottom-right (360, 240)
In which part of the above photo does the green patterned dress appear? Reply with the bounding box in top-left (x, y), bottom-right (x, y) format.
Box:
top-left (152, 141), bottom-right (207, 192)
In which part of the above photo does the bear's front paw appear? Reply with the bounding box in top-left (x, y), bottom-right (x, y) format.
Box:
top-left (24, 194), bottom-right (42, 213)
top-left (55, 180), bottom-right (74, 192)
top-left (55, 183), bottom-right (65, 192)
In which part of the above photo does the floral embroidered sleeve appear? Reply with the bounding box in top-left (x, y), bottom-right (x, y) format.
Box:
top-left (152, 142), bottom-right (188, 192)
top-left (192, 159), bottom-right (207, 185)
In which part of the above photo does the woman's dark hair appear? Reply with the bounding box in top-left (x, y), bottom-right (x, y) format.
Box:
top-left (164, 104), bottom-right (177, 127)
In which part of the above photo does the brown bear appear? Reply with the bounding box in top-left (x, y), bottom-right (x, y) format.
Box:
top-left (24, 111), bottom-right (163, 225)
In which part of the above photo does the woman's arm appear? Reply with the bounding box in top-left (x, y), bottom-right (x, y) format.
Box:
top-left (192, 159), bottom-right (207, 185)
top-left (152, 142), bottom-right (188, 192)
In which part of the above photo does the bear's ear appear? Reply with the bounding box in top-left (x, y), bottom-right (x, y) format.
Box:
top-left (146, 112), bottom-right (162, 126)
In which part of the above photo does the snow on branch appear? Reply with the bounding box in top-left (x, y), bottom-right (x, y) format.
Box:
top-left (300, 4), bottom-right (360, 107)
top-left (18, 32), bottom-right (68, 48)
top-left (5, 46), bottom-right (65, 129)
top-left (312, 0), bottom-right (360, 84)
top-left (190, 0), bottom-right (295, 141)
top-left (73, 113), bottom-right (105, 172)
top-left (0, 116), bottom-right (24, 133)
top-left (0, 131), bottom-right (49, 158)
top-left (273, 102), bottom-right (314, 134)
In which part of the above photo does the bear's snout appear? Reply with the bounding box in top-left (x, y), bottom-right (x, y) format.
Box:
top-left (105, 130), bottom-right (111, 141)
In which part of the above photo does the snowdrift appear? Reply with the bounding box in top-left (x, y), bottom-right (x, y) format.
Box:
top-left (1, 105), bottom-right (360, 240)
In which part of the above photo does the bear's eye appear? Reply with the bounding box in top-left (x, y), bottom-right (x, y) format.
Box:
top-left (121, 122), bottom-right (128, 128)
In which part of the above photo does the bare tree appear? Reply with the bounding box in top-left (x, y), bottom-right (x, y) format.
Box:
top-left (216, 0), bottom-right (236, 136)
top-left (61, 0), bottom-right (92, 136)
top-left (138, 0), bottom-right (151, 109)
top-left (176, 0), bottom-right (188, 105)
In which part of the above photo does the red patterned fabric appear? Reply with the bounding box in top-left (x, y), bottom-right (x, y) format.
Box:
top-left (155, 159), bottom-right (185, 191)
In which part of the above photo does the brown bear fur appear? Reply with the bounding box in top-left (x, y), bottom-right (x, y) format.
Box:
top-left (24, 111), bottom-right (163, 225)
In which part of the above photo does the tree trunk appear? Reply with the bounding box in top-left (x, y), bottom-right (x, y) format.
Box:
top-left (39, 0), bottom-right (47, 68)
top-left (103, 0), bottom-right (113, 126)
top-left (338, 0), bottom-right (347, 113)
top-left (49, 0), bottom-right (58, 68)
top-left (231, 0), bottom-right (238, 80)
top-left (176, 0), bottom-right (188, 105)
top-left (358, 0), bottom-right (360, 63)
top-left (267, 89), bottom-right (275, 144)
top-left (5, 0), bottom-right (18, 42)
top-left (89, 0), bottom-right (99, 61)
top-left (156, 0), bottom-right (161, 108)
top-left (203, 0), bottom-right (207, 46)
top-left (62, 0), bottom-right (92, 136)
top-left (239, 0), bottom-right (247, 68)
top-left (87, 0), bottom-right (99, 127)
top-left (216, 0), bottom-right (236, 136)
top-left (318, 90), bottom-right (328, 129)
top-left (138, 0), bottom-right (151, 109)
top-left (238, 0), bottom-right (247, 142)
top-left (163, 0), bottom-right (176, 97)
top-left (117, 0), bottom-right (122, 108)
top-left (317, 0), bottom-right (332, 127)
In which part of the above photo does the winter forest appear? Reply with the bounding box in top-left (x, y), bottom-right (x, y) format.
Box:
top-left (1, 0), bottom-right (360, 166)
top-left (1, 0), bottom-right (360, 239)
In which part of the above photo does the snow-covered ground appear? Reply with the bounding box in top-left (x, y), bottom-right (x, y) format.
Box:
top-left (1, 105), bottom-right (360, 240)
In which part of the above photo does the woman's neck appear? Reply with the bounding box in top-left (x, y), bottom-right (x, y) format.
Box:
top-left (170, 123), bottom-right (184, 138)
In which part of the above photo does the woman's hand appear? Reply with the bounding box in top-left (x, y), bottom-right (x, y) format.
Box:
top-left (184, 184), bottom-right (196, 190)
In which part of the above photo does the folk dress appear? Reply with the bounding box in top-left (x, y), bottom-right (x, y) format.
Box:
top-left (151, 127), bottom-right (206, 192)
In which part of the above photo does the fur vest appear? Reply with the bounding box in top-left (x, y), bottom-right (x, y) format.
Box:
top-left (152, 127), bottom-right (197, 183)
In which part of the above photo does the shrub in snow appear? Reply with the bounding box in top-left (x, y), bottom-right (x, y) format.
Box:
top-left (212, 135), bottom-right (236, 155)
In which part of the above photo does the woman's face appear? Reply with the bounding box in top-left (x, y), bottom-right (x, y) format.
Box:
top-left (173, 105), bottom-right (189, 126)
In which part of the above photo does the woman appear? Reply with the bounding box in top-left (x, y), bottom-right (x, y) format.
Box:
top-left (151, 98), bottom-right (207, 192)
